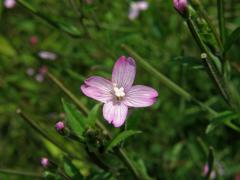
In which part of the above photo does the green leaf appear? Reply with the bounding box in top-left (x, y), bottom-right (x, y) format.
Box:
top-left (86, 104), bottom-right (101, 128)
top-left (224, 27), bottom-right (240, 54)
top-left (206, 111), bottom-right (238, 134)
top-left (62, 99), bottom-right (85, 136)
top-left (17, 0), bottom-right (81, 37)
top-left (63, 157), bottom-right (83, 179)
top-left (105, 130), bottom-right (141, 152)
top-left (173, 56), bottom-right (203, 69)
top-left (0, 36), bottom-right (17, 57)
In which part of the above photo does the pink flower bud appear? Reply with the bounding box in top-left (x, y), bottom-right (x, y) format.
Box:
top-left (30, 36), bottom-right (38, 45)
top-left (39, 66), bottom-right (48, 75)
top-left (173, 0), bottom-right (188, 14)
top-left (41, 157), bottom-right (49, 168)
top-left (55, 121), bottom-right (65, 131)
top-left (4, 0), bottom-right (16, 9)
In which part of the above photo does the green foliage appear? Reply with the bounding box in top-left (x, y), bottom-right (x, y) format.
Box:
top-left (1, 0), bottom-right (240, 179)
top-left (63, 157), bottom-right (83, 179)
top-left (224, 27), bottom-right (240, 54)
top-left (86, 104), bottom-right (101, 128)
top-left (105, 130), bottom-right (141, 152)
top-left (206, 111), bottom-right (239, 134)
top-left (62, 99), bottom-right (85, 136)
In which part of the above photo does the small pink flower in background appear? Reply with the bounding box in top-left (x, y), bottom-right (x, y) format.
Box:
top-left (203, 163), bottom-right (216, 179)
top-left (38, 51), bottom-right (57, 61)
top-left (4, 0), bottom-right (16, 9)
top-left (236, 174), bottom-right (240, 180)
top-left (40, 157), bottom-right (49, 168)
top-left (55, 121), bottom-right (65, 131)
top-left (35, 66), bottom-right (48, 82)
top-left (128, 1), bottom-right (149, 21)
top-left (84, 0), bottom-right (93, 4)
top-left (173, 0), bottom-right (188, 14)
top-left (30, 36), bottom-right (38, 45)
top-left (26, 68), bottom-right (35, 76)
top-left (81, 56), bottom-right (158, 127)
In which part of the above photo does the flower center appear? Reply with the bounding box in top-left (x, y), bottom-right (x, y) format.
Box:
top-left (113, 85), bottom-right (125, 99)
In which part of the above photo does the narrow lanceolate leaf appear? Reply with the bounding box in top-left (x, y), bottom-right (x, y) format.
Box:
top-left (224, 27), bottom-right (240, 54)
top-left (17, 0), bottom-right (81, 37)
top-left (62, 99), bottom-right (85, 136)
top-left (63, 157), bottom-right (83, 179)
top-left (0, 36), bottom-right (17, 57)
top-left (86, 103), bottom-right (101, 128)
top-left (206, 111), bottom-right (239, 134)
top-left (105, 130), bottom-right (141, 152)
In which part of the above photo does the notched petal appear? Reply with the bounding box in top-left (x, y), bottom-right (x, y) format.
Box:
top-left (103, 101), bottom-right (128, 127)
top-left (124, 85), bottom-right (158, 107)
top-left (112, 56), bottom-right (136, 91)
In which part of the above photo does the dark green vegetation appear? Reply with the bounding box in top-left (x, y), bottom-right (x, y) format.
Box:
top-left (0, 0), bottom-right (240, 179)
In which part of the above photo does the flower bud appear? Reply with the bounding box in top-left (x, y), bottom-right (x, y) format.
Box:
top-left (30, 36), bottom-right (38, 45)
top-left (173, 0), bottom-right (188, 15)
top-left (55, 121), bottom-right (65, 131)
top-left (41, 157), bottom-right (49, 168)
top-left (4, 0), bottom-right (16, 9)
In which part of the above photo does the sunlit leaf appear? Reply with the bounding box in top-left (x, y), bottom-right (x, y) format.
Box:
top-left (0, 36), bottom-right (17, 57)
top-left (63, 157), bottom-right (83, 179)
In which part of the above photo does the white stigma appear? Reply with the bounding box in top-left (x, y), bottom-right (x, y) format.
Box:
top-left (113, 85), bottom-right (125, 98)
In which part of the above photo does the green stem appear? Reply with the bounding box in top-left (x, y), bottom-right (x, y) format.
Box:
top-left (121, 44), bottom-right (240, 133)
top-left (217, 0), bottom-right (226, 45)
top-left (201, 54), bottom-right (230, 105)
top-left (47, 72), bottom-right (89, 115)
top-left (46, 72), bottom-right (142, 179)
top-left (116, 149), bottom-right (140, 179)
top-left (121, 44), bottom-right (213, 111)
top-left (192, 0), bottom-right (223, 51)
top-left (16, 109), bottom-right (79, 160)
top-left (186, 17), bottom-right (222, 72)
top-left (0, 168), bottom-right (43, 178)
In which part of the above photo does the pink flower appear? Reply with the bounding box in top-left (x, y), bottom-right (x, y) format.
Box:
top-left (173, 0), bottom-right (188, 14)
top-left (38, 51), bottom-right (57, 61)
top-left (30, 36), bottom-right (38, 45)
top-left (128, 1), bottom-right (149, 20)
top-left (236, 174), bottom-right (240, 180)
top-left (26, 68), bottom-right (35, 76)
top-left (4, 0), bottom-right (16, 9)
top-left (203, 164), bottom-right (216, 179)
top-left (81, 56), bottom-right (158, 127)
top-left (55, 121), bottom-right (65, 131)
top-left (40, 157), bottom-right (49, 168)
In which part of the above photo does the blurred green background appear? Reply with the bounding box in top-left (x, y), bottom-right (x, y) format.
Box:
top-left (0, 0), bottom-right (240, 179)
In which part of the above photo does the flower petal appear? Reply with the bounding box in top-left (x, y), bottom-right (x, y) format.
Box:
top-left (112, 56), bottom-right (136, 91)
top-left (103, 101), bottom-right (128, 127)
top-left (123, 85), bottom-right (158, 107)
top-left (81, 76), bottom-right (113, 103)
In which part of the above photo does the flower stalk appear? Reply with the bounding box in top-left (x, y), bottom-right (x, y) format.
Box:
top-left (16, 109), bottom-right (80, 160)
top-left (46, 72), bottom-right (143, 179)
top-left (121, 44), bottom-right (240, 133)
top-left (217, 0), bottom-right (226, 45)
